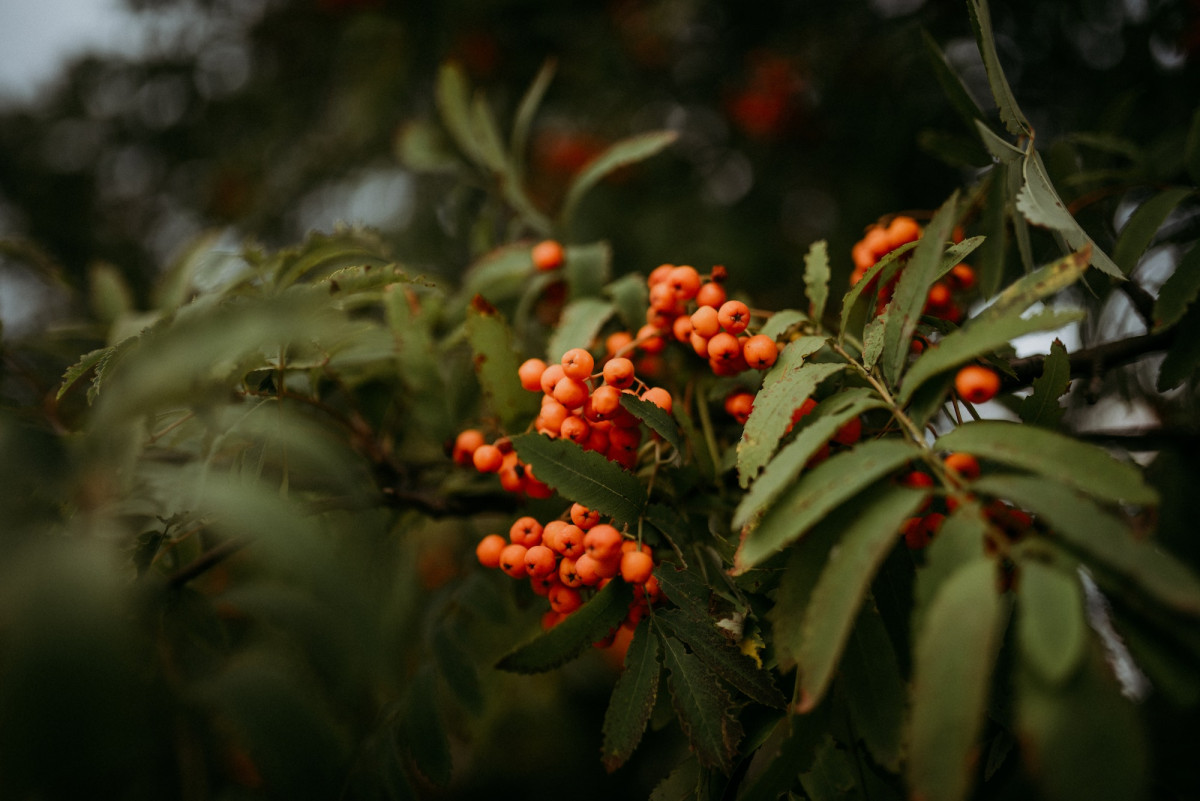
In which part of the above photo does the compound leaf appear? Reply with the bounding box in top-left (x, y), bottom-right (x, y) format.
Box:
top-left (657, 631), bottom-right (742, 773)
top-left (620, 393), bottom-right (683, 454)
top-left (602, 619), bottom-right (661, 772)
top-left (511, 433), bottom-right (646, 527)
top-left (496, 578), bottom-right (634, 673)
top-left (654, 609), bottom-right (785, 709)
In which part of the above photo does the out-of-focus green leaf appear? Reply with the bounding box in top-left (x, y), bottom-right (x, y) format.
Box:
top-left (1152, 241), bottom-right (1200, 331)
top-left (386, 284), bottom-right (453, 441)
top-left (935, 421), bottom-right (1158, 506)
top-left (736, 716), bottom-right (821, 801)
top-left (1018, 338), bottom-right (1071, 427)
top-left (977, 247), bottom-right (1091, 323)
top-left (460, 242), bottom-right (535, 306)
top-left (796, 485), bottom-right (928, 711)
top-left (966, 0), bottom-right (1030, 136)
top-left (431, 625), bottom-right (483, 716)
top-left (564, 240), bottom-right (611, 300)
top-left (804, 240), bottom-right (830, 323)
top-left (657, 631), bottom-right (742, 773)
top-left (602, 619), bottom-right (660, 772)
top-left (973, 474), bottom-right (1200, 617)
top-left (769, 512), bottom-right (842, 670)
top-left (1112, 187), bottom-right (1194, 275)
top-left (57, 346), bottom-right (111, 402)
top-left (562, 130), bottom-right (678, 224)
top-left (546, 297), bottom-right (613, 361)
top-left (799, 735), bottom-right (862, 801)
top-left (1015, 560), bottom-right (1087, 686)
top-left (979, 165), bottom-right (1010, 298)
top-left (496, 579), bottom-right (634, 673)
top-left (737, 335), bottom-right (837, 488)
top-left (435, 62), bottom-right (480, 162)
top-left (607, 273), bottom-right (649, 332)
top-left (620, 393), bottom-right (683, 454)
top-left (654, 609), bottom-right (785, 709)
top-left (87, 262), bottom-right (134, 325)
top-left (839, 598), bottom-right (908, 772)
top-left (465, 296), bottom-right (539, 430)
top-left (733, 388), bottom-right (887, 530)
top-left (1015, 645), bottom-right (1148, 801)
top-left (921, 29), bottom-right (986, 131)
top-left (395, 119), bottom-right (461, 173)
top-left (399, 665), bottom-right (452, 787)
top-left (913, 502), bottom-right (990, 636)
top-left (510, 433), bottom-right (646, 526)
top-left (838, 241), bottom-right (918, 343)
top-left (1016, 151), bottom-right (1121, 277)
top-left (907, 558), bottom-right (1004, 801)
top-left (881, 192), bottom-right (958, 385)
top-left (650, 754), bottom-right (703, 801)
top-left (1157, 300), bottom-right (1200, 391)
top-left (735, 439), bottom-right (921, 573)
top-left (898, 306), bottom-right (1084, 403)
top-left (510, 58), bottom-right (556, 173)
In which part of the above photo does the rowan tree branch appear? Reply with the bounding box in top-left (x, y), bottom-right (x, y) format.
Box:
top-left (1003, 327), bottom-right (1177, 390)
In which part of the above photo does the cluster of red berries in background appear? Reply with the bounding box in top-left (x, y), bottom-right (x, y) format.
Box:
top-left (475, 503), bottom-right (664, 636)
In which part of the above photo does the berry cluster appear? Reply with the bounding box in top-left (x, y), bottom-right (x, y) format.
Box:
top-left (452, 429), bottom-right (555, 498)
top-left (641, 264), bottom-right (780, 376)
top-left (474, 503), bottom-right (664, 633)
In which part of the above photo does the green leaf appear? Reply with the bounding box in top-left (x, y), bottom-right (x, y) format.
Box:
top-left (510, 58), bottom-right (557, 173)
top-left (510, 433), bottom-right (647, 527)
top-left (431, 625), bottom-right (484, 716)
top-left (386, 285), bottom-right (452, 441)
top-left (602, 619), bottom-right (661, 772)
top-left (1015, 645), bottom-right (1149, 801)
top-left (736, 716), bottom-right (822, 801)
top-left (1016, 151), bottom-right (1121, 277)
top-left (966, 0), bottom-right (1030, 136)
top-left (934, 421), bottom-right (1158, 506)
top-left (907, 558), bottom-right (1005, 801)
top-left (839, 598), bottom-right (909, 772)
top-left (496, 579), bottom-right (634, 672)
top-left (862, 312), bottom-right (887, 372)
top-left (1153, 241), bottom-right (1200, 331)
top-left (564, 240), bottom-right (612, 301)
top-left (57, 346), bottom-right (111, 402)
top-left (562, 130), bottom-right (678, 225)
top-left (399, 666), bottom-right (452, 787)
top-left (464, 296), bottom-right (539, 431)
top-left (607, 273), bottom-right (649, 332)
top-left (1015, 560), bottom-right (1087, 686)
top-left (804, 240), bottom-right (830, 323)
top-left (435, 62), bottom-right (484, 165)
top-left (979, 166), bottom-right (1010, 298)
top-left (972, 474), bottom-right (1200, 617)
top-left (1158, 300), bottom-right (1200, 391)
top-left (838, 241), bottom-right (919, 344)
top-left (736, 335), bottom-right (838, 488)
top-left (1112, 187), bottom-right (1194, 275)
top-left (546, 297), bottom-right (613, 361)
top-left (759, 308), bottom-right (807, 341)
top-left (881, 192), bottom-right (958, 385)
top-left (799, 735), bottom-right (863, 801)
top-left (732, 388), bottom-right (888, 530)
top-left (921, 29), bottom-right (986, 131)
top-left (975, 120), bottom-right (1026, 164)
top-left (796, 485), bottom-right (929, 712)
top-left (898, 306), bottom-right (1084, 403)
top-left (620, 393), bottom-right (683, 454)
top-left (977, 247), bottom-right (1091, 324)
top-left (912, 502), bottom-right (990, 637)
top-left (656, 631), bottom-right (743, 773)
top-left (650, 755), bottom-right (703, 801)
top-left (460, 241), bottom-right (535, 306)
top-left (770, 516), bottom-right (843, 670)
top-left (654, 609), bottom-right (786, 709)
top-left (1018, 338), bottom-right (1071, 427)
top-left (735, 439), bottom-right (922, 573)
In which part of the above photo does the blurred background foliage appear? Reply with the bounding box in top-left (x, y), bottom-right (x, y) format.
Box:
top-left (1, 0), bottom-right (1199, 799)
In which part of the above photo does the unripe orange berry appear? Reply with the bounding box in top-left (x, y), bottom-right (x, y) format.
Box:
top-left (717, 300), bottom-right (751, 334)
top-left (690, 305), bottom-right (721, 338)
top-left (560, 347), bottom-right (595, 381)
top-left (475, 534), bottom-right (507, 568)
top-left (743, 334), bottom-right (779, 369)
top-left (603, 357), bottom-right (636, 389)
top-left (695, 281), bottom-right (726, 308)
top-left (943, 451), bottom-right (981, 481)
top-left (620, 550), bottom-right (654, 584)
top-left (472, 443), bottom-right (503, 473)
top-left (641, 386), bottom-right (673, 414)
top-left (955, 365), bottom-right (1000, 404)
top-left (518, 358), bottom-right (547, 392)
top-left (532, 240), bottom-right (566, 271)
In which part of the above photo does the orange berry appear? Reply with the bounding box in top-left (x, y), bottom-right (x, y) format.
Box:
top-left (885, 215), bottom-right (921, 249)
top-left (472, 443), bottom-right (503, 473)
top-left (558, 556), bottom-right (583, 587)
top-left (902, 517), bottom-right (930, 550)
top-left (833, 416), bottom-right (862, 446)
top-left (724, 391), bottom-right (755, 424)
top-left (556, 524), bottom-right (585, 558)
top-left (690, 331), bottom-right (710, 358)
top-left (532, 239), bottom-right (566, 271)
top-left (647, 263), bottom-right (675, 286)
top-left (584, 523), bottom-right (623, 561)
top-left (672, 314), bottom-right (694, 343)
top-left (717, 300), bottom-right (751, 334)
top-left (648, 282), bottom-right (679, 312)
top-left (742, 334), bottom-right (778, 369)
top-left (560, 415), bottom-right (590, 444)
top-left (949, 263), bottom-right (976, 291)
top-left (926, 282), bottom-right (952, 311)
top-left (570, 503), bottom-right (600, 530)
top-left (453, 428), bottom-right (486, 465)
top-left (498, 463), bottom-right (525, 494)
top-left (695, 281), bottom-right (726, 308)
top-left (641, 386), bottom-right (673, 414)
top-left (549, 585), bottom-right (583, 614)
top-left (590, 384), bottom-right (623, 418)
top-left (524, 544), bottom-right (558, 579)
top-left (553, 376), bottom-right (590, 409)
top-left (603, 357), bottom-right (636, 389)
top-left (560, 347), bottom-right (595, 381)
top-left (707, 332), bottom-right (741, 364)
top-left (955, 365), bottom-right (1000, 404)
top-left (620, 550), bottom-right (654, 584)
top-left (540, 363), bottom-right (566, 395)
top-left (901, 470), bottom-right (934, 489)
top-left (541, 610), bottom-right (565, 630)
top-left (499, 543), bottom-right (529, 578)
top-left (691, 305), bottom-right (721, 338)
top-left (944, 451), bottom-right (981, 481)
top-left (536, 400), bottom-right (570, 434)
top-left (605, 331), bottom-right (634, 357)
top-left (475, 534), bottom-right (507, 568)
top-left (667, 265), bottom-right (702, 300)
top-left (574, 553), bottom-right (603, 586)
top-left (509, 516), bottom-right (543, 546)
top-left (852, 241), bottom-right (876, 272)
top-left (636, 324), bottom-right (666, 354)
top-left (863, 226), bottom-right (892, 260)
top-left (518, 358), bottom-right (547, 392)
top-left (523, 472), bottom-right (555, 499)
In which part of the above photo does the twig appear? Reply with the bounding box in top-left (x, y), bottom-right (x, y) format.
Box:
top-left (167, 538), bottom-right (245, 588)
top-left (1004, 328), bottom-right (1176, 390)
